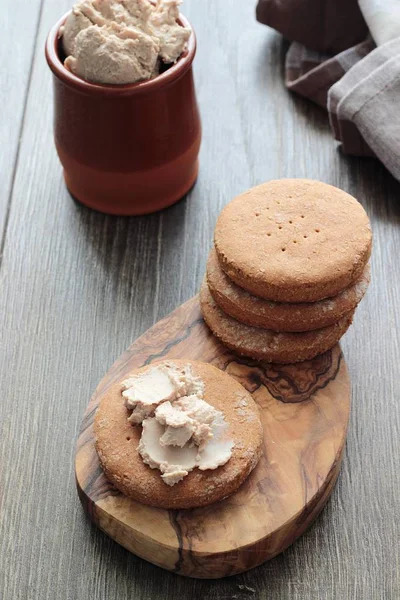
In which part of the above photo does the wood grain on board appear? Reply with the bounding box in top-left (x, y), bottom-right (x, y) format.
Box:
top-left (1, 0), bottom-right (400, 598)
top-left (76, 297), bottom-right (350, 578)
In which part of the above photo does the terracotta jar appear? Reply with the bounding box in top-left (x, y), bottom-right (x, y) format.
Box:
top-left (45, 12), bottom-right (201, 216)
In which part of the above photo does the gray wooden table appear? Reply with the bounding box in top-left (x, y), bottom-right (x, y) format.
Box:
top-left (1, 1), bottom-right (400, 598)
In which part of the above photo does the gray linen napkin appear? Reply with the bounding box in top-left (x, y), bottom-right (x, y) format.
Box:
top-left (359, 0), bottom-right (400, 45)
top-left (285, 39), bottom-right (374, 109)
top-left (334, 52), bottom-right (400, 177)
top-left (257, 0), bottom-right (400, 181)
top-left (329, 37), bottom-right (400, 157)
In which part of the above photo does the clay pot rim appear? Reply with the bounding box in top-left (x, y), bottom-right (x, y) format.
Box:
top-left (45, 10), bottom-right (196, 96)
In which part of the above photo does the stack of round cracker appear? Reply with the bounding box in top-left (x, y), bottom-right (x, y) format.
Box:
top-left (200, 179), bottom-right (372, 364)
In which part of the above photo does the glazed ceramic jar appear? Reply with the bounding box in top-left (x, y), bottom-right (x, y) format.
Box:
top-left (46, 12), bottom-right (201, 216)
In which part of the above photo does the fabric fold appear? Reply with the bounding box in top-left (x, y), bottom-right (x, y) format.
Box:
top-left (256, 0), bottom-right (368, 54)
top-left (256, 0), bottom-right (400, 181)
top-left (285, 39), bottom-right (374, 109)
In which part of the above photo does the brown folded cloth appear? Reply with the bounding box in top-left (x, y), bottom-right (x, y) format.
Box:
top-left (285, 39), bottom-right (374, 109)
top-left (256, 0), bottom-right (368, 54)
top-left (256, 0), bottom-right (400, 181)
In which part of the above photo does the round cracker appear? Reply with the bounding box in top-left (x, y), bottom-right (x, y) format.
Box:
top-left (207, 248), bottom-right (369, 332)
top-left (214, 179), bottom-right (372, 302)
top-left (95, 359), bottom-right (263, 509)
top-left (200, 280), bottom-right (354, 363)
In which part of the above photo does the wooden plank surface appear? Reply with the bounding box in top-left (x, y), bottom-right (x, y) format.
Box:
top-left (1, 0), bottom-right (399, 598)
top-left (0, 0), bottom-right (43, 249)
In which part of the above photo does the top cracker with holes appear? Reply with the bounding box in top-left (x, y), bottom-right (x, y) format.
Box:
top-left (214, 179), bottom-right (372, 303)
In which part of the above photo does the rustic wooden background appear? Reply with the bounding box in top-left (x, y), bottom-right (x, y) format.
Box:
top-left (1, 1), bottom-right (399, 598)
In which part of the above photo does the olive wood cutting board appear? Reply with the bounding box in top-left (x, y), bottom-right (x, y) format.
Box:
top-left (75, 295), bottom-right (350, 578)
